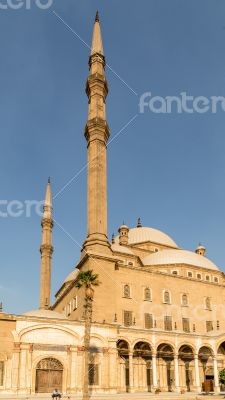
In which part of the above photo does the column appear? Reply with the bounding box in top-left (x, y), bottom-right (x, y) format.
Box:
top-left (152, 352), bottom-right (158, 389)
top-left (129, 352), bottom-right (134, 392)
top-left (174, 354), bottom-right (180, 392)
top-left (213, 356), bottom-right (220, 394)
top-left (108, 341), bottom-right (118, 392)
top-left (11, 346), bottom-right (20, 392)
top-left (194, 354), bottom-right (201, 393)
top-left (70, 346), bottom-right (78, 393)
top-left (18, 347), bottom-right (27, 393)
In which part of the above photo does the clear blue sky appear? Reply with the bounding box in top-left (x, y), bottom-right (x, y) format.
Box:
top-left (1, 0), bottom-right (225, 314)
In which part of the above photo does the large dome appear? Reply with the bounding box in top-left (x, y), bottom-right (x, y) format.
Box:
top-left (115, 227), bottom-right (178, 248)
top-left (142, 249), bottom-right (219, 271)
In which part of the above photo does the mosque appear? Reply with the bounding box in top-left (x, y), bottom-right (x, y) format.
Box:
top-left (1, 12), bottom-right (225, 397)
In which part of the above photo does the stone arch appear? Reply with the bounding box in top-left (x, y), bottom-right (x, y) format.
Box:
top-left (133, 341), bottom-right (152, 357)
top-left (19, 324), bottom-right (80, 343)
top-left (117, 337), bottom-right (132, 349)
top-left (88, 333), bottom-right (108, 348)
top-left (198, 345), bottom-right (214, 358)
top-left (131, 338), bottom-right (153, 351)
top-left (117, 339), bottom-right (130, 355)
top-left (216, 338), bottom-right (225, 353)
top-left (178, 344), bottom-right (195, 358)
top-left (156, 340), bottom-right (175, 353)
top-left (177, 342), bottom-right (196, 354)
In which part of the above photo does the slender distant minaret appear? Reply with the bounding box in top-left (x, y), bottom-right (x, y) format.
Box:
top-left (83, 12), bottom-right (111, 254)
top-left (39, 178), bottom-right (53, 309)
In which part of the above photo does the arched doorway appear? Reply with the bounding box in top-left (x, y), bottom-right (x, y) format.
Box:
top-left (117, 340), bottom-right (129, 392)
top-left (198, 346), bottom-right (214, 392)
top-left (178, 345), bottom-right (194, 392)
top-left (218, 342), bottom-right (225, 392)
top-left (157, 344), bottom-right (174, 392)
top-left (133, 342), bottom-right (152, 392)
top-left (35, 358), bottom-right (63, 393)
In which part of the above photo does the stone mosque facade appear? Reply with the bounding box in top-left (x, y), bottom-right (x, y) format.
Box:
top-left (1, 12), bottom-right (225, 396)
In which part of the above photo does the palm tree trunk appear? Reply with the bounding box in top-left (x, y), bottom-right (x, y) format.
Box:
top-left (83, 295), bottom-right (92, 400)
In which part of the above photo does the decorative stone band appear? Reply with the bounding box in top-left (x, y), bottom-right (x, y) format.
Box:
top-left (89, 52), bottom-right (105, 68)
top-left (41, 218), bottom-right (54, 229)
top-left (33, 344), bottom-right (67, 352)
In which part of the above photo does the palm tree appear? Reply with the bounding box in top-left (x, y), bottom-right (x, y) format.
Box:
top-left (75, 270), bottom-right (101, 400)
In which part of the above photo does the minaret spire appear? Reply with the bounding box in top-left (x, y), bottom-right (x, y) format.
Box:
top-left (39, 178), bottom-right (53, 309)
top-left (91, 11), bottom-right (104, 56)
top-left (83, 13), bottom-right (111, 254)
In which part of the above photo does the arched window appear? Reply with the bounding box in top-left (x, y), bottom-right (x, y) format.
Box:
top-left (182, 293), bottom-right (188, 306)
top-left (124, 284), bottom-right (130, 298)
top-left (163, 290), bottom-right (171, 304)
top-left (205, 297), bottom-right (211, 310)
top-left (144, 287), bottom-right (151, 301)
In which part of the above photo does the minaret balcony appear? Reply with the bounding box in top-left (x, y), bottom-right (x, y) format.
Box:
top-left (84, 118), bottom-right (110, 144)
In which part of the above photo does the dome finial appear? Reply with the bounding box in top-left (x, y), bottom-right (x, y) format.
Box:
top-left (48, 176), bottom-right (51, 184)
top-left (137, 217), bottom-right (142, 228)
top-left (95, 10), bottom-right (99, 22)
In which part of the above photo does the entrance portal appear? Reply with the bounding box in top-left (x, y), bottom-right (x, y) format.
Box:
top-left (35, 358), bottom-right (63, 393)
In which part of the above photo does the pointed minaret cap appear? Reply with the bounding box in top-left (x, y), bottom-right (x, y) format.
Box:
top-left (112, 232), bottom-right (115, 244)
top-left (43, 178), bottom-right (52, 219)
top-left (137, 217), bottom-right (142, 228)
top-left (91, 11), bottom-right (104, 56)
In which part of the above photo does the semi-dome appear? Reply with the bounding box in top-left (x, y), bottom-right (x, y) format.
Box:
top-left (142, 249), bottom-right (219, 271)
top-left (24, 309), bottom-right (66, 319)
top-left (111, 243), bottom-right (134, 255)
top-left (64, 269), bottom-right (79, 284)
top-left (115, 227), bottom-right (178, 248)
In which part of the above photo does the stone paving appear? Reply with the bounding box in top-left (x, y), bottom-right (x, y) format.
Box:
top-left (1, 394), bottom-right (225, 400)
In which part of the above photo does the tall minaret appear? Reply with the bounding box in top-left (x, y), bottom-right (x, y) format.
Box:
top-left (83, 12), bottom-right (111, 254)
top-left (39, 178), bottom-right (53, 309)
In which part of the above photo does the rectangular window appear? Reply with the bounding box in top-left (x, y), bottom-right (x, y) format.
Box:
top-left (88, 364), bottom-right (99, 385)
top-left (73, 296), bottom-right (78, 311)
top-left (164, 316), bottom-right (172, 331)
top-left (123, 311), bottom-right (132, 327)
top-left (145, 313), bottom-right (153, 329)
top-left (188, 271), bottom-right (193, 278)
top-left (206, 321), bottom-right (213, 332)
top-left (182, 318), bottom-right (190, 332)
top-left (0, 362), bottom-right (4, 386)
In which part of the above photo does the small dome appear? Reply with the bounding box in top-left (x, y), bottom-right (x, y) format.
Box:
top-left (111, 243), bottom-right (134, 255)
top-left (24, 309), bottom-right (66, 319)
top-left (64, 269), bottom-right (79, 283)
top-left (115, 226), bottom-right (178, 248)
top-left (118, 224), bottom-right (129, 230)
top-left (142, 249), bottom-right (219, 271)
